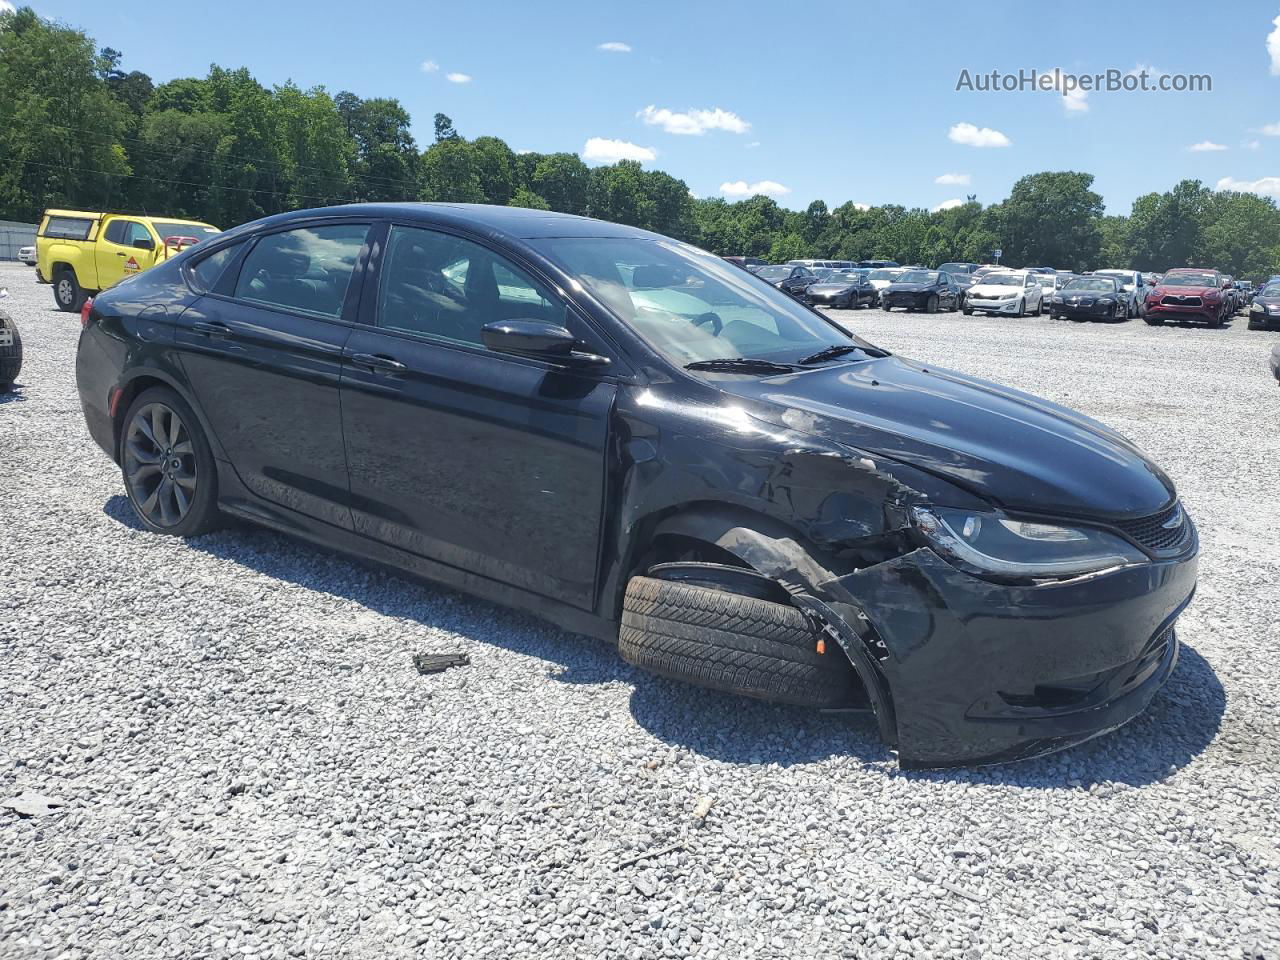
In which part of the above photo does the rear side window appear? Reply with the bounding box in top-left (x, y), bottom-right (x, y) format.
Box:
top-left (234, 224), bottom-right (369, 319)
top-left (188, 240), bottom-right (246, 293)
top-left (41, 216), bottom-right (94, 240)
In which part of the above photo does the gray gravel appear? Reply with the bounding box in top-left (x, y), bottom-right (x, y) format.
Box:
top-left (2, 261), bottom-right (1279, 959)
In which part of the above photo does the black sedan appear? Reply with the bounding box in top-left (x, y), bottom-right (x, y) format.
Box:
top-left (880, 270), bottom-right (960, 312)
top-left (753, 263), bottom-right (818, 298)
top-left (1048, 276), bottom-right (1128, 322)
top-left (804, 269), bottom-right (878, 309)
top-left (1247, 281), bottom-right (1280, 330)
top-left (75, 202), bottom-right (1198, 770)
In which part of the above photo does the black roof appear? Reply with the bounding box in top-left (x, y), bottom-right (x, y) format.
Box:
top-left (222, 202), bottom-right (663, 243)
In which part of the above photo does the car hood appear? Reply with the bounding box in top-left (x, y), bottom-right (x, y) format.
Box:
top-left (727, 356), bottom-right (1175, 519)
top-left (884, 282), bottom-right (934, 293)
top-left (807, 282), bottom-right (856, 294)
top-left (1154, 285), bottom-right (1217, 298)
top-left (968, 283), bottom-right (1023, 296)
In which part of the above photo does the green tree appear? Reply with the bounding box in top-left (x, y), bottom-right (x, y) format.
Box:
top-left (335, 92), bottom-right (418, 202)
top-left (510, 187), bottom-right (550, 210)
top-left (530, 152), bottom-right (590, 215)
top-left (419, 138), bottom-right (484, 202)
top-left (988, 171), bottom-right (1104, 270)
top-left (471, 135), bottom-right (517, 205)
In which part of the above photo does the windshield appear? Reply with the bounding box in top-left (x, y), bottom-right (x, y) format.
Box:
top-left (979, 273), bottom-right (1023, 286)
top-left (754, 265), bottom-right (790, 280)
top-left (827, 270), bottom-right (866, 283)
top-left (1164, 273), bottom-right (1218, 288)
top-left (1063, 278), bottom-right (1117, 293)
top-left (152, 221), bottom-right (220, 241)
top-left (530, 237), bottom-right (879, 367)
top-left (1036, 276), bottom-right (1056, 287)
top-left (895, 271), bottom-right (938, 284)
top-left (938, 263), bottom-right (972, 275)
top-left (868, 269), bottom-right (899, 281)
top-left (1260, 284), bottom-right (1280, 298)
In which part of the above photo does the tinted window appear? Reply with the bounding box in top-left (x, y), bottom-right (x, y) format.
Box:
top-left (234, 224), bottom-right (369, 318)
top-left (42, 215), bottom-right (94, 240)
top-left (103, 220), bottom-right (127, 245)
top-left (189, 241), bottom-right (245, 293)
top-left (377, 225), bottom-right (564, 346)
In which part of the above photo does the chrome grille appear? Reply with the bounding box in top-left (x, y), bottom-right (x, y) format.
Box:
top-left (1161, 295), bottom-right (1202, 307)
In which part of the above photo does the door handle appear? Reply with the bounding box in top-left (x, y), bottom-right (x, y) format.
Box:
top-left (192, 321), bottom-right (231, 338)
top-left (350, 353), bottom-right (408, 374)
top-left (117, 252), bottom-right (127, 257)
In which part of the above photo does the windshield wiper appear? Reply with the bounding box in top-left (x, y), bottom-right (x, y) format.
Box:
top-left (798, 344), bottom-right (889, 365)
top-left (684, 357), bottom-right (797, 373)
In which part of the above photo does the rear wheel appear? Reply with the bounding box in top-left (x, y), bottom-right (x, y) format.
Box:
top-left (619, 576), bottom-right (857, 708)
top-left (120, 387), bottom-right (221, 537)
top-left (53, 269), bottom-right (88, 312)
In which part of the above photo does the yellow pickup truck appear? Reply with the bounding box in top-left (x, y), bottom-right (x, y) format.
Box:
top-left (36, 210), bottom-right (220, 312)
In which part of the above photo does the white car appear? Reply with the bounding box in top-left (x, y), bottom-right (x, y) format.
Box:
top-left (1091, 269), bottom-right (1147, 318)
top-left (962, 270), bottom-right (1045, 316)
top-left (866, 267), bottom-right (905, 301)
top-left (17, 245), bottom-right (36, 266)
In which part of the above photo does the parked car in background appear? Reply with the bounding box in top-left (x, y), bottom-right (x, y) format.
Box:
top-left (1220, 276), bottom-right (1239, 315)
top-left (1144, 269), bottom-right (1228, 327)
top-left (1048, 276), bottom-right (1128, 322)
top-left (804, 269), bottom-right (879, 309)
top-left (723, 255), bottom-right (767, 271)
top-left (937, 262), bottom-right (980, 279)
top-left (1033, 273), bottom-right (1058, 303)
top-left (858, 259), bottom-right (900, 269)
top-left (754, 263), bottom-right (820, 298)
top-left (962, 270), bottom-right (1044, 316)
top-left (1054, 273), bottom-right (1078, 289)
top-left (881, 270), bottom-right (961, 312)
top-left (74, 201), bottom-right (1200, 769)
top-left (1091, 270), bottom-right (1148, 318)
top-left (1247, 281), bottom-right (1280, 330)
top-left (17, 245), bottom-right (37, 266)
top-left (36, 208), bottom-right (220, 312)
top-left (1271, 342), bottom-right (1280, 384)
top-left (1238, 280), bottom-right (1255, 304)
top-left (865, 267), bottom-right (905, 297)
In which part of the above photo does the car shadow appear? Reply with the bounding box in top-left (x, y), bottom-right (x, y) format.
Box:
top-left (0, 387), bottom-right (26, 404)
top-left (101, 495), bottom-right (1223, 786)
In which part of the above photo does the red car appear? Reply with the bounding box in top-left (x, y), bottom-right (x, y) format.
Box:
top-left (1144, 268), bottom-right (1229, 326)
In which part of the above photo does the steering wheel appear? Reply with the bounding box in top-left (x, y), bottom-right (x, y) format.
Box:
top-left (692, 311), bottom-right (724, 336)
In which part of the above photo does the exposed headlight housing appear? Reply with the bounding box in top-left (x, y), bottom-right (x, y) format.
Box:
top-left (1097, 298), bottom-right (1115, 305)
top-left (911, 506), bottom-right (1147, 581)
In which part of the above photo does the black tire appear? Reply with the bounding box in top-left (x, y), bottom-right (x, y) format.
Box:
top-left (119, 387), bottom-right (221, 537)
top-left (618, 576), bottom-right (857, 708)
top-left (925, 295), bottom-right (938, 314)
top-left (962, 305), bottom-right (973, 316)
top-left (0, 315), bottom-right (22, 390)
top-left (1015, 298), bottom-right (1025, 318)
top-left (53, 268), bottom-right (88, 313)
top-left (1113, 302), bottom-right (1126, 322)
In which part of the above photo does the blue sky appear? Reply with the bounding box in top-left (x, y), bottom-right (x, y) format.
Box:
top-left (30, 0), bottom-right (1280, 214)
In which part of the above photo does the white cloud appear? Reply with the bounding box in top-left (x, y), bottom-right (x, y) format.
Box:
top-left (637, 105), bottom-right (750, 136)
top-left (948, 122), bottom-right (1011, 148)
top-left (851, 202), bottom-right (870, 211)
top-left (932, 198), bottom-right (965, 212)
top-left (1245, 139), bottom-right (1262, 150)
top-left (1062, 88), bottom-right (1089, 113)
top-left (597, 41), bottom-right (631, 53)
top-left (0, 1), bottom-right (14, 12)
top-left (1260, 122), bottom-right (1280, 136)
top-left (582, 137), bottom-right (656, 164)
top-left (446, 73), bottom-right (471, 84)
top-left (1189, 141), bottom-right (1228, 152)
top-left (1216, 175), bottom-right (1280, 198)
top-left (420, 60), bottom-right (439, 73)
top-left (719, 180), bottom-right (790, 198)
top-left (935, 172), bottom-right (971, 186)
top-left (1268, 15), bottom-right (1280, 75)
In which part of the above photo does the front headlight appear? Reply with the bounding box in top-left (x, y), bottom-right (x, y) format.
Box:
top-left (1051, 296), bottom-right (1063, 304)
top-left (911, 506), bottom-right (1146, 580)
top-left (1097, 298), bottom-right (1115, 305)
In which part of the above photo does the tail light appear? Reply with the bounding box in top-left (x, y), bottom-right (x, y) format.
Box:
top-left (80, 297), bottom-right (94, 329)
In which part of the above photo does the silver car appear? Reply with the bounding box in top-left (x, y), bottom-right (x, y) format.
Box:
top-left (17, 245), bottom-right (36, 266)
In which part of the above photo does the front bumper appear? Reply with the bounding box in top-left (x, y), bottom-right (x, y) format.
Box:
top-left (806, 291), bottom-right (851, 308)
top-left (1146, 302), bottom-right (1218, 322)
top-left (1249, 308), bottom-right (1280, 328)
top-left (1051, 299), bottom-right (1115, 318)
top-left (966, 297), bottom-right (1021, 313)
top-left (883, 293), bottom-right (930, 309)
top-left (815, 533), bottom-right (1198, 768)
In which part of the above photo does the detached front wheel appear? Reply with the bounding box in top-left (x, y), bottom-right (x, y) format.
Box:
top-left (120, 387), bottom-right (220, 537)
top-left (619, 576), bottom-right (858, 708)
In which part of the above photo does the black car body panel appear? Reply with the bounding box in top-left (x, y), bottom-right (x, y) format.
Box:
top-left (1248, 287), bottom-right (1280, 329)
top-left (881, 272), bottom-right (959, 311)
top-left (76, 202), bottom-right (1199, 769)
top-left (1049, 277), bottom-right (1124, 320)
top-left (804, 274), bottom-right (878, 309)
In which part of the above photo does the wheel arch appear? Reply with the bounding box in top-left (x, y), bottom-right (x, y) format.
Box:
top-left (112, 368), bottom-right (227, 464)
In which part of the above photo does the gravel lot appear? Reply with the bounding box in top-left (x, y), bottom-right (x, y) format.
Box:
top-left (2, 260), bottom-right (1279, 960)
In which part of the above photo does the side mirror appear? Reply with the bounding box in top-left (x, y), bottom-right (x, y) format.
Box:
top-left (133, 236), bottom-right (155, 251)
top-left (481, 319), bottom-right (609, 368)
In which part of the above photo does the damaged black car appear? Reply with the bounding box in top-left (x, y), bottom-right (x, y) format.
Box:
top-left (75, 203), bottom-right (1198, 769)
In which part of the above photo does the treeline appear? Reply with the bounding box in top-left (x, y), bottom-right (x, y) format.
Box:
top-left (3, 6), bottom-right (1279, 278)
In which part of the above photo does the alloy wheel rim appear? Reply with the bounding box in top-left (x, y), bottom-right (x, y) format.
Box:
top-left (58, 279), bottom-right (72, 303)
top-left (123, 402), bottom-right (197, 528)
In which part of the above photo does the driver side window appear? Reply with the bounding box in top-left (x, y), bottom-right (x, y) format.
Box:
top-left (377, 225), bottom-right (564, 346)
